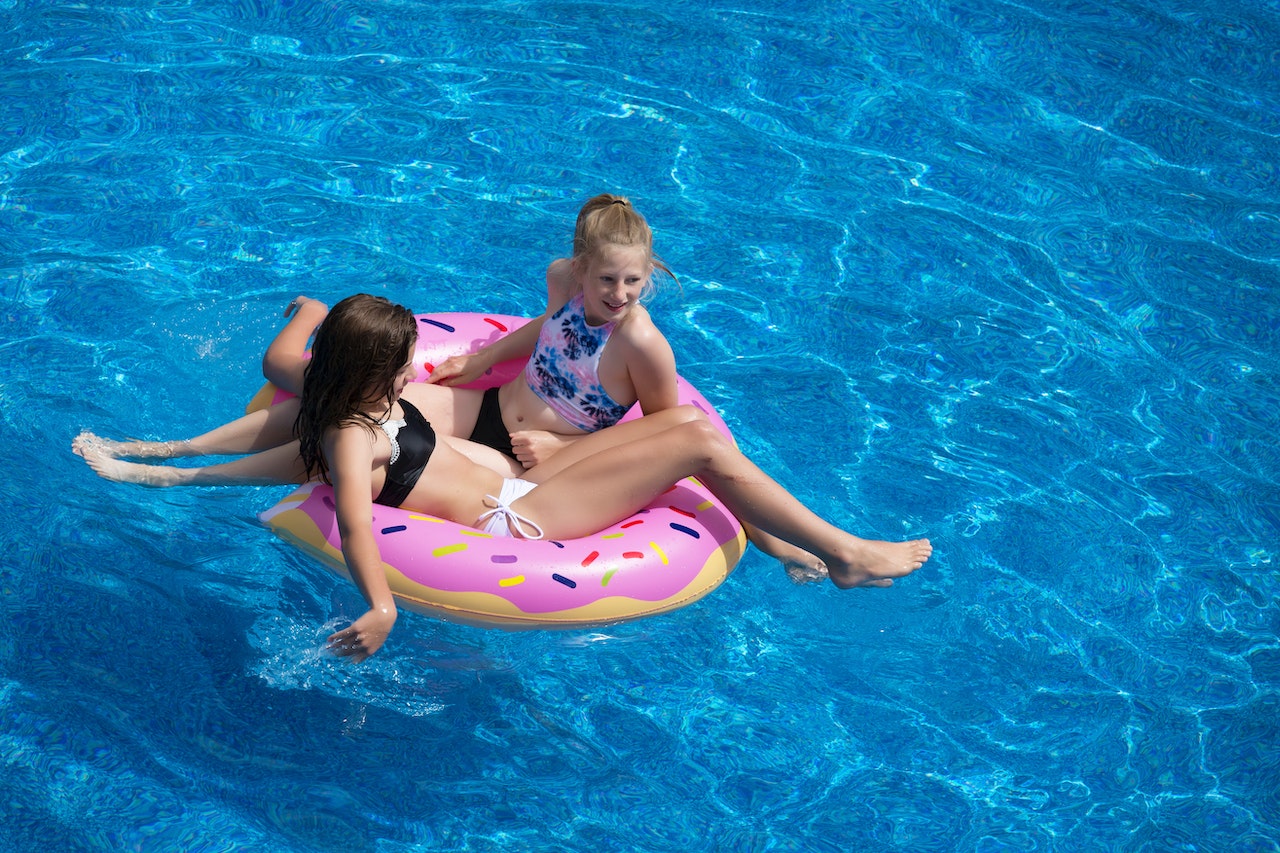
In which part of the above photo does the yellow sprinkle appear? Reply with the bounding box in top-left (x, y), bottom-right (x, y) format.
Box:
top-left (601, 532), bottom-right (624, 540)
top-left (408, 514), bottom-right (444, 523)
top-left (460, 529), bottom-right (493, 538)
top-left (431, 543), bottom-right (467, 558)
top-left (499, 575), bottom-right (525, 587)
top-left (650, 542), bottom-right (669, 565)
top-left (602, 568), bottom-right (617, 587)
top-left (696, 500), bottom-right (713, 512)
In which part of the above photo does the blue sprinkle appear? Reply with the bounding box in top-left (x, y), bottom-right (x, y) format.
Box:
top-left (550, 540), bottom-right (565, 549)
top-left (551, 573), bottom-right (577, 588)
top-left (381, 525), bottom-right (408, 535)
top-left (670, 522), bottom-right (700, 539)
top-left (420, 318), bottom-right (456, 333)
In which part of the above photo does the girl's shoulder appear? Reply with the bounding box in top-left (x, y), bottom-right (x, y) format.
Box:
top-left (615, 304), bottom-right (671, 350)
top-left (328, 416), bottom-right (383, 450)
top-left (547, 256), bottom-right (574, 280)
top-left (545, 258), bottom-right (576, 305)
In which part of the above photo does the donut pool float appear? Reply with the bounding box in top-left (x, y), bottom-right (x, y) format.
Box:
top-left (255, 312), bottom-right (747, 629)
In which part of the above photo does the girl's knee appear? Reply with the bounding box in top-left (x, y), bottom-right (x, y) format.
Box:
top-left (673, 417), bottom-right (727, 450)
top-left (661, 404), bottom-right (710, 427)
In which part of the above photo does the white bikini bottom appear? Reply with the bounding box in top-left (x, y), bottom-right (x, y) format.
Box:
top-left (477, 478), bottom-right (544, 540)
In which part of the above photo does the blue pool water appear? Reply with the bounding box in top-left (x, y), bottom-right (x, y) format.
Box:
top-left (3, 0), bottom-right (1278, 849)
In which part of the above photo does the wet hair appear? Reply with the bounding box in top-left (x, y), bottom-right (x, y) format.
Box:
top-left (295, 293), bottom-right (418, 484)
top-left (571, 193), bottom-right (676, 290)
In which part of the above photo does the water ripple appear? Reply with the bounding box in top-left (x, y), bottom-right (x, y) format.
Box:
top-left (4, 0), bottom-right (1279, 850)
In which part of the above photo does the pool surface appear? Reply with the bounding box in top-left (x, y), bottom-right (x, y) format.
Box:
top-left (2, 0), bottom-right (1278, 850)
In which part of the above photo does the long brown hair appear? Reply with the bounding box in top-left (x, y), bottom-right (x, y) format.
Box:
top-left (294, 294), bottom-right (418, 484)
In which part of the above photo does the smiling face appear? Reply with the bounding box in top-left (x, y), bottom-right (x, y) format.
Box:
top-left (576, 242), bottom-right (652, 325)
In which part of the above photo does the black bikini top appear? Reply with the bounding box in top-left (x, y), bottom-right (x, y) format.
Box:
top-left (374, 399), bottom-right (436, 508)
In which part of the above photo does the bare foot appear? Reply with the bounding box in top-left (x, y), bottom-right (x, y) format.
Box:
top-left (783, 556), bottom-right (829, 584)
top-left (744, 524), bottom-right (829, 583)
top-left (72, 430), bottom-right (185, 460)
top-left (76, 441), bottom-right (186, 486)
top-left (827, 537), bottom-right (932, 589)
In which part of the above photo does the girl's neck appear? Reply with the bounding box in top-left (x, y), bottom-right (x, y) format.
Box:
top-left (361, 397), bottom-right (398, 422)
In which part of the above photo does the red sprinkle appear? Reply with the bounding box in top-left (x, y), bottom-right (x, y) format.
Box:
top-left (581, 551), bottom-right (599, 567)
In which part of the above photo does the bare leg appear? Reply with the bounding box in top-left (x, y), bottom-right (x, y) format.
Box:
top-left (72, 433), bottom-right (191, 460)
top-left (520, 405), bottom-right (706, 481)
top-left (440, 435), bottom-right (524, 478)
top-left (76, 440), bottom-right (308, 487)
top-left (72, 400), bottom-right (302, 460)
top-left (517, 419), bottom-right (932, 589)
top-left (400, 384), bottom-right (484, 447)
top-left (75, 404), bottom-right (523, 489)
top-left (521, 406), bottom-right (830, 580)
top-left (742, 522), bottom-right (829, 583)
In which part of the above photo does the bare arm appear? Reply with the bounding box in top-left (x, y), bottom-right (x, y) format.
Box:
top-left (323, 426), bottom-right (397, 662)
top-left (425, 312), bottom-right (545, 386)
top-left (623, 312), bottom-right (679, 415)
top-left (426, 259), bottom-right (576, 386)
top-left (262, 297), bottom-right (329, 396)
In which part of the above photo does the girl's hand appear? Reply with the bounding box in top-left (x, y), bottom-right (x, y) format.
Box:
top-left (326, 605), bottom-right (397, 663)
top-left (425, 353), bottom-right (486, 387)
top-left (284, 295), bottom-right (328, 319)
top-left (510, 430), bottom-right (577, 468)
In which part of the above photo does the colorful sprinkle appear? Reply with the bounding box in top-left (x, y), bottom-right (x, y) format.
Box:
top-left (380, 525), bottom-right (407, 535)
top-left (420, 318), bottom-right (456, 333)
top-left (696, 500), bottom-right (714, 512)
top-left (621, 520), bottom-right (645, 529)
top-left (650, 542), bottom-right (669, 565)
top-left (670, 523), bottom-right (700, 539)
top-left (623, 551), bottom-right (644, 560)
top-left (668, 506), bottom-right (696, 519)
top-left (552, 573), bottom-right (577, 588)
top-left (601, 568), bottom-right (617, 586)
top-left (491, 555), bottom-right (518, 564)
top-left (498, 575), bottom-right (525, 587)
top-left (483, 317), bottom-right (509, 332)
top-left (602, 532), bottom-right (624, 540)
top-left (431, 543), bottom-right (468, 558)
top-left (408, 514), bottom-right (445, 523)
top-left (581, 551), bottom-right (599, 567)
top-left (460, 529), bottom-right (493, 538)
